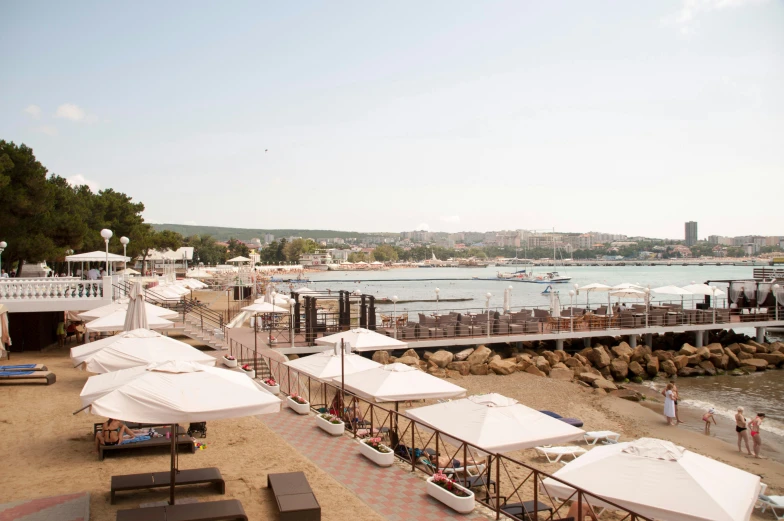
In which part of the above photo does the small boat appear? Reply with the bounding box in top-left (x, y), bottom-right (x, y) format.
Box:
top-left (541, 285), bottom-right (556, 295)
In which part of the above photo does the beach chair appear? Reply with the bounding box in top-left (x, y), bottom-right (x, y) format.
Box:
top-left (539, 410), bottom-right (584, 428)
top-left (445, 463), bottom-right (496, 493)
top-left (0, 364), bottom-right (48, 372)
top-left (534, 446), bottom-right (587, 464)
top-left (0, 370), bottom-right (56, 385)
top-left (583, 431), bottom-right (620, 445)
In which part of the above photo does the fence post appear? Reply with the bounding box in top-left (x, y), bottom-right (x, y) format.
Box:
top-left (533, 468), bottom-right (539, 521)
top-left (495, 455), bottom-right (500, 520)
top-left (411, 425), bottom-right (415, 472)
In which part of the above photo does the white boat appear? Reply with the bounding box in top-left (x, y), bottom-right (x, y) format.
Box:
top-left (496, 267), bottom-right (571, 284)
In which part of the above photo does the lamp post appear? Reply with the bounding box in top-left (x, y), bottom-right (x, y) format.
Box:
top-left (574, 283), bottom-right (582, 309)
top-left (435, 287), bottom-right (440, 314)
top-left (120, 237), bottom-right (129, 277)
top-left (485, 292), bottom-right (492, 337)
top-left (644, 287), bottom-right (651, 327)
top-left (391, 295), bottom-right (399, 338)
top-left (100, 229), bottom-right (113, 277)
top-left (569, 290), bottom-right (575, 332)
top-left (774, 284), bottom-right (780, 322)
top-left (0, 241), bottom-right (7, 274)
top-left (508, 285), bottom-right (513, 314)
top-left (289, 298), bottom-right (296, 348)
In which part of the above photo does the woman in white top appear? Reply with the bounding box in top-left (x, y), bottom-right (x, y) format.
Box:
top-left (663, 383), bottom-right (676, 425)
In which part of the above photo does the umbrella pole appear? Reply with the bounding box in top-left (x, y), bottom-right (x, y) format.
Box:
top-left (341, 339), bottom-right (345, 416)
top-left (170, 422), bottom-right (177, 505)
top-left (254, 313), bottom-right (258, 375)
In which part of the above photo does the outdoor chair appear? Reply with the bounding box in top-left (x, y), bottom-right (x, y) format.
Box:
top-left (508, 322), bottom-right (524, 334)
top-left (594, 306), bottom-right (608, 316)
top-left (534, 446), bottom-right (587, 464)
top-left (401, 325), bottom-right (417, 340)
top-left (455, 323), bottom-right (471, 336)
top-left (523, 321), bottom-right (540, 334)
top-left (533, 309), bottom-right (551, 320)
top-left (500, 500), bottom-right (554, 521)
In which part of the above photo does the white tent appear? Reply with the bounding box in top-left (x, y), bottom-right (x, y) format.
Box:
top-left (86, 310), bottom-right (174, 332)
top-left (405, 393), bottom-right (584, 453)
top-left (65, 251), bottom-right (131, 262)
top-left (227, 256), bottom-right (252, 263)
top-left (70, 328), bottom-right (216, 373)
top-left (681, 283), bottom-right (726, 297)
top-left (541, 438), bottom-right (760, 521)
top-left (335, 363), bottom-right (465, 403)
top-left (242, 302), bottom-right (288, 314)
top-left (315, 328), bottom-right (408, 352)
top-left (284, 349), bottom-right (381, 382)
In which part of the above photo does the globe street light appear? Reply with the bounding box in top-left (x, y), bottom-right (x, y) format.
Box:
top-left (120, 236), bottom-right (130, 276)
top-left (0, 241), bottom-right (8, 275)
top-left (391, 295), bottom-right (399, 338)
top-left (100, 229), bottom-right (113, 276)
top-left (434, 287), bottom-right (440, 314)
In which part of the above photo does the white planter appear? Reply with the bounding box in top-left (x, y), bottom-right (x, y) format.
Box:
top-left (242, 369), bottom-right (255, 379)
top-left (315, 415), bottom-right (345, 436)
top-left (358, 440), bottom-right (395, 467)
top-left (222, 357), bottom-right (238, 368)
top-left (259, 381), bottom-right (280, 395)
top-left (287, 396), bottom-right (310, 415)
top-left (426, 477), bottom-right (475, 514)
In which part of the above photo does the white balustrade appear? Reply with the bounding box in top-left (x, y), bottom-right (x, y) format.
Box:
top-left (0, 279), bottom-right (106, 302)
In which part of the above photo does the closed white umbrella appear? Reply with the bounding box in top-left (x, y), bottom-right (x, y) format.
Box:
top-left (336, 362), bottom-right (465, 403)
top-left (123, 282), bottom-right (148, 331)
top-left (70, 328), bottom-right (216, 373)
top-left (550, 291), bottom-right (561, 318)
top-left (541, 438), bottom-right (760, 521)
top-left (405, 393), bottom-right (584, 453)
top-left (78, 300), bottom-right (178, 321)
top-left (243, 302), bottom-right (288, 314)
top-left (315, 328), bottom-right (408, 352)
top-left (681, 283), bottom-right (726, 297)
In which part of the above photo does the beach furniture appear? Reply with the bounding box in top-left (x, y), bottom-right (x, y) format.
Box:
top-left (499, 500), bottom-right (554, 520)
top-left (582, 431), bottom-right (620, 445)
top-left (538, 411), bottom-right (584, 428)
top-left (116, 499), bottom-right (247, 521)
top-left (0, 363), bottom-right (48, 371)
top-left (445, 463), bottom-right (496, 493)
top-left (757, 485), bottom-right (784, 520)
top-left (267, 471), bottom-right (321, 521)
top-left (111, 467), bottom-right (225, 504)
top-left (99, 425), bottom-right (196, 461)
top-left (534, 446), bottom-right (587, 464)
top-left (0, 370), bottom-right (56, 385)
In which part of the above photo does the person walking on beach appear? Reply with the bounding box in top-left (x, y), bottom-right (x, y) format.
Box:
top-left (703, 408), bottom-right (717, 435)
top-left (663, 383), bottom-right (677, 425)
top-left (735, 407), bottom-right (753, 455)
top-left (661, 380), bottom-right (684, 424)
top-left (749, 413), bottom-right (766, 458)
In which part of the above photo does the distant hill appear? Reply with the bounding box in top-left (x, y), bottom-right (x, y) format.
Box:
top-left (151, 223), bottom-right (395, 241)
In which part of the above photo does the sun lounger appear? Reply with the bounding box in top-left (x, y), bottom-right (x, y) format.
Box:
top-left (445, 463), bottom-right (496, 493)
top-left (0, 370), bottom-right (56, 385)
top-left (583, 430), bottom-right (620, 445)
top-left (100, 426), bottom-right (195, 461)
top-left (111, 467), bottom-right (225, 504)
top-left (539, 410), bottom-right (584, 428)
top-left (500, 500), bottom-right (553, 520)
top-left (758, 487), bottom-right (784, 521)
top-left (0, 364), bottom-right (48, 371)
top-left (267, 471), bottom-right (321, 521)
top-left (116, 499), bottom-right (247, 521)
top-left (534, 446), bottom-right (587, 464)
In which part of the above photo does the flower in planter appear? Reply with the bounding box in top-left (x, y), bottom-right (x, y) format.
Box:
top-left (289, 394), bottom-right (308, 405)
top-left (241, 364), bottom-right (252, 371)
top-left (263, 377), bottom-right (277, 386)
top-left (362, 437), bottom-right (390, 453)
top-left (224, 355), bottom-right (236, 361)
top-left (319, 413), bottom-right (342, 425)
top-left (431, 471), bottom-right (469, 497)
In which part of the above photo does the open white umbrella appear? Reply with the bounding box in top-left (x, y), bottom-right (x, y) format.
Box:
top-left (611, 283), bottom-right (644, 290)
top-left (609, 288), bottom-right (647, 298)
top-left (335, 362), bottom-right (465, 403)
top-left (80, 360), bottom-right (281, 505)
top-left (70, 328), bottom-right (216, 373)
top-left (227, 256), bottom-right (252, 263)
top-left (575, 283), bottom-right (612, 310)
top-left (179, 278), bottom-right (207, 290)
top-left (123, 281), bottom-right (148, 331)
top-left (541, 438), bottom-right (760, 521)
top-left (284, 348), bottom-right (381, 382)
top-left (682, 283), bottom-right (726, 297)
top-left (294, 287), bottom-right (317, 294)
top-left (86, 310), bottom-right (173, 333)
top-left (405, 393), bottom-right (584, 453)
top-left (78, 300), bottom-right (178, 321)
top-left (117, 268), bottom-right (141, 276)
top-left (242, 302), bottom-right (288, 314)
top-left (315, 328), bottom-right (408, 352)
top-left (652, 285), bottom-right (694, 308)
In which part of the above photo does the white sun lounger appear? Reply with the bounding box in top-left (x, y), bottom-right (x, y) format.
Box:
top-left (757, 484), bottom-right (784, 521)
top-left (534, 446), bottom-right (587, 464)
top-left (583, 431), bottom-right (620, 445)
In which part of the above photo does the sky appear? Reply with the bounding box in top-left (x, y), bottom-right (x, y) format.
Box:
top-left (1, 1), bottom-right (782, 240)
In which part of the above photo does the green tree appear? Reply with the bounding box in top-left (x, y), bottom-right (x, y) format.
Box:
top-left (283, 238), bottom-right (317, 262)
top-left (185, 234), bottom-right (224, 265)
top-left (372, 244), bottom-right (398, 262)
top-left (347, 252), bottom-right (369, 263)
top-left (227, 238), bottom-right (250, 259)
top-left (131, 225), bottom-right (183, 273)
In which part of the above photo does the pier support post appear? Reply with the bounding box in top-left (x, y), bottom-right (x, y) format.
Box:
top-left (644, 333), bottom-right (653, 348)
top-left (583, 338), bottom-right (591, 348)
top-left (555, 339), bottom-right (564, 351)
top-left (756, 327), bottom-right (765, 343)
top-left (628, 335), bottom-right (637, 348)
top-left (695, 330), bottom-right (704, 348)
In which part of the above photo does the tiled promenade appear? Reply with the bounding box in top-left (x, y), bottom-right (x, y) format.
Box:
top-left (260, 407), bottom-right (489, 521)
top-left (0, 492), bottom-right (89, 521)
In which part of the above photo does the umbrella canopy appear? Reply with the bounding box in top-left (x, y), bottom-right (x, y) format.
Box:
top-left (651, 285), bottom-right (694, 296)
top-left (315, 328), bottom-right (408, 352)
top-left (284, 349), bottom-right (382, 381)
top-left (86, 310), bottom-right (173, 332)
top-left (541, 438), bottom-right (760, 521)
top-left (158, 284), bottom-right (190, 296)
top-left (576, 283), bottom-right (612, 293)
top-left (681, 283), bottom-right (726, 297)
top-left (405, 393), bottom-right (584, 453)
top-left (186, 269), bottom-right (213, 278)
top-left (65, 251), bottom-right (130, 262)
top-left (227, 256), bottom-right (251, 263)
top-left (611, 283), bottom-right (644, 290)
top-left (294, 287), bottom-right (317, 294)
top-left (609, 288), bottom-right (647, 298)
top-left (117, 268), bottom-right (141, 276)
top-left (178, 278), bottom-right (207, 289)
top-left (78, 300), bottom-right (178, 321)
top-left (70, 328), bottom-right (216, 373)
top-left (123, 282), bottom-right (148, 331)
top-left (335, 363), bottom-right (465, 402)
top-left (242, 302), bottom-right (288, 313)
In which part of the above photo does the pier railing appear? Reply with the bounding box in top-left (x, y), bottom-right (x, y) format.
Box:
top-left (243, 348), bottom-right (652, 521)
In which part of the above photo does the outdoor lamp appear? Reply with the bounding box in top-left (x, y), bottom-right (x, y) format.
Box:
top-left (774, 284), bottom-right (780, 321)
top-left (100, 229), bottom-right (113, 276)
top-left (120, 236), bottom-right (130, 274)
top-left (289, 298), bottom-right (296, 347)
top-left (0, 241), bottom-right (7, 270)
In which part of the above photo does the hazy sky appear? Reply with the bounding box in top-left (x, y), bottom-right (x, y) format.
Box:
top-left (1, 1), bottom-right (782, 239)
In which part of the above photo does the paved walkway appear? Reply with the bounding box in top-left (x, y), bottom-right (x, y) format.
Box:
top-left (0, 492), bottom-right (89, 521)
top-left (260, 408), bottom-right (489, 521)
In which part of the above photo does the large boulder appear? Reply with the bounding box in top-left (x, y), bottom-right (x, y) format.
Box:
top-left (593, 378), bottom-right (618, 391)
top-left (654, 350), bottom-right (674, 362)
top-left (549, 367), bottom-right (574, 381)
top-left (372, 350), bottom-right (390, 365)
top-left (469, 363), bottom-right (489, 375)
top-left (739, 344), bottom-right (757, 355)
top-left (695, 346), bottom-right (711, 360)
top-left (646, 357), bottom-right (660, 377)
top-left (564, 357), bottom-right (583, 368)
top-left (466, 345), bottom-right (492, 366)
top-left (737, 351), bottom-right (753, 361)
top-left (726, 349), bottom-right (741, 369)
top-left (755, 353), bottom-right (784, 366)
top-left (427, 366), bottom-right (446, 377)
top-left (744, 359), bottom-right (769, 371)
top-left (631, 345), bottom-right (651, 363)
top-left (454, 348), bottom-right (474, 361)
top-left (525, 365), bottom-right (546, 377)
top-left (542, 351), bottom-right (560, 367)
top-left (489, 358), bottom-right (518, 375)
top-left (429, 350), bottom-right (454, 368)
top-left (573, 353), bottom-right (590, 366)
top-left (725, 343), bottom-right (741, 354)
top-left (587, 346), bottom-right (611, 368)
top-left (686, 354), bottom-right (703, 366)
top-left (447, 361), bottom-right (471, 376)
top-left (610, 359), bottom-right (629, 381)
top-left (698, 360), bottom-right (717, 376)
top-left (673, 355), bottom-right (689, 370)
top-left (445, 369), bottom-right (462, 379)
top-left (612, 342), bottom-right (634, 359)
top-left (628, 361), bottom-right (645, 378)
top-left (706, 343), bottom-right (724, 355)
top-left (609, 389), bottom-right (643, 402)
top-left (577, 372), bottom-right (602, 384)
top-left (396, 355), bottom-right (419, 366)
top-left (678, 367), bottom-right (697, 377)
top-left (402, 348), bottom-right (420, 360)
top-left (771, 342), bottom-right (784, 353)
top-left (534, 356), bottom-right (551, 375)
top-left (679, 344), bottom-right (698, 356)
top-left (661, 359), bottom-right (678, 377)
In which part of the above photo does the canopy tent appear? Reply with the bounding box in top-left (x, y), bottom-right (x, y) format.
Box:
top-left (70, 328), bottom-right (216, 373)
top-left (65, 251), bottom-right (131, 262)
top-left (334, 363), bottom-right (465, 403)
top-left (405, 393), bottom-right (584, 453)
top-left (284, 348), bottom-right (382, 382)
top-left (242, 302), bottom-right (288, 314)
top-left (575, 283), bottom-right (612, 310)
top-left (541, 438), bottom-right (760, 521)
top-left (227, 256), bottom-right (252, 263)
top-left (681, 283), bottom-right (726, 297)
top-left (80, 360), bottom-right (281, 505)
top-left (123, 282), bottom-right (148, 331)
top-left (86, 310), bottom-right (174, 332)
top-left (255, 295), bottom-right (291, 307)
top-left (315, 328), bottom-right (408, 352)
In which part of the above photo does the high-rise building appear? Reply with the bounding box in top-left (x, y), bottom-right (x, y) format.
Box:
top-left (685, 221), bottom-right (698, 246)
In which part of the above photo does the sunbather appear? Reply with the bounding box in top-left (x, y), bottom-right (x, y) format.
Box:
top-left (94, 418), bottom-right (136, 452)
top-left (567, 498), bottom-right (599, 521)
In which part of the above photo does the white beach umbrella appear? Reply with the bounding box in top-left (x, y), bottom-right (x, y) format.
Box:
top-left (405, 393), bottom-right (584, 453)
top-left (86, 310), bottom-right (173, 333)
top-left (186, 269), bottom-right (213, 279)
top-left (284, 349), bottom-right (381, 382)
top-left (117, 268), bottom-right (140, 276)
top-left (541, 438), bottom-right (760, 521)
top-left (227, 256), bottom-right (252, 263)
top-left (80, 360), bottom-right (281, 505)
top-left (315, 327), bottom-right (408, 352)
top-left (575, 283), bottom-right (612, 310)
top-left (611, 283), bottom-right (644, 290)
top-left (243, 302), bottom-right (288, 314)
top-left (178, 278), bottom-right (207, 290)
top-left (78, 300), bottom-right (178, 321)
top-left (335, 362), bottom-right (465, 403)
top-left (681, 283), bottom-right (726, 297)
top-left (123, 281), bottom-right (148, 331)
top-left (652, 285), bottom-right (694, 307)
top-left (609, 288), bottom-right (647, 299)
top-left (70, 328), bottom-right (216, 373)
top-left (294, 287), bottom-right (317, 294)
top-left (550, 291), bottom-right (562, 318)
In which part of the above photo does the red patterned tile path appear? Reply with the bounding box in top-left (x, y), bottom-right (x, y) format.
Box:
top-left (0, 492), bottom-right (89, 521)
top-left (260, 408), bottom-right (490, 521)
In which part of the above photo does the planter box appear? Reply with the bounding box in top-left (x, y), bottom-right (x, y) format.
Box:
top-left (222, 356), bottom-right (238, 368)
top-left (242, 369), bottom-right (255, 379)
top-left (287, 396), bottom-right (310, 415)
top-left (259, 381), bottom-right (280, 395)
top-left (315, 415), bottom-right (345, 436)
top-left (426, 477), bottom-right (475, 514)
top-left (358, 440), bottom-right (394, 467)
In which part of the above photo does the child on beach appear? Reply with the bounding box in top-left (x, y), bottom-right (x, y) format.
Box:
top-left (703, 408), bottom-right (717, 435)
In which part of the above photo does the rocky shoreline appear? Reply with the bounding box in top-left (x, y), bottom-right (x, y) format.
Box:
top-left (369, 331), bottom-right (784, 395)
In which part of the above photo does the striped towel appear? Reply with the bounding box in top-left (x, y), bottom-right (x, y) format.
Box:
top-left (120, 435), bottom-right (152, 444)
